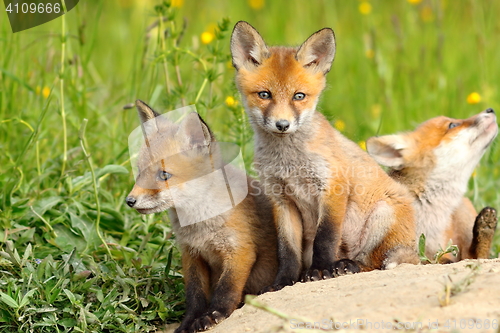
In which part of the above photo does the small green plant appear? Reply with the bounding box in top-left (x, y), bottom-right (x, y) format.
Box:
top-left (438, 262), bottom-right (481, 307)
top-left (418, 234), bottom-right (459, 264)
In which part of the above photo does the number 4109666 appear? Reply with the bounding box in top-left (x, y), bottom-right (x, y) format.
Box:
top-left (6, 2), bottom-right (61, 14)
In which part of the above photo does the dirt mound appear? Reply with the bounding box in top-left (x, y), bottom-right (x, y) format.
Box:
top-left (162, 259), bottom-right (500, 333)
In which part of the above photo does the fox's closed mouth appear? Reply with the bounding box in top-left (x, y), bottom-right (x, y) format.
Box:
top-left (272, 132), bottom-right (290, 137)
top-left (136, 206), bottom-right (167, 214)
top-left (471, 120), bottom-right (498, 146)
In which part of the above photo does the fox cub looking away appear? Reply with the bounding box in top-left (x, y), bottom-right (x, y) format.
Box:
top-left (126, 100), bottom-right (277, 333)
top-left (230, 21), bottom-right (419, 290)
top-left (367, 109), bottom-right (498, 263)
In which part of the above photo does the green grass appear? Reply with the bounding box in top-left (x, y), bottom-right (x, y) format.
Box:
top-left (0, 0), bottom-right (499, 331)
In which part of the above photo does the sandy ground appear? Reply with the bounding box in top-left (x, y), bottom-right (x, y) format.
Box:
top-left (160, 259), bottom-right (500, 333)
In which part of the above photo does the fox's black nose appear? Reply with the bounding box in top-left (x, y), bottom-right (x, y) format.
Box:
top-left (275, 119), bottom-right (290, 132)
top-left (486, 108), bottom-right (495, 114)
top-left (126, 197), bottom-right (136, 207)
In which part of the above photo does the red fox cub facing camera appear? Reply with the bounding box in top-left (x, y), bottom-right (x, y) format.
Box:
top-left (126, 100), bottom-right (278, 333)
top-left (367, 109), bottom-right (498, 263)
top-left (231, 21), bottom-right (419, 290)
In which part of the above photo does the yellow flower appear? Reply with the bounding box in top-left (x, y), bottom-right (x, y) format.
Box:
top-left (365, 49), bottom-right (374, 59)
top-left (42, 87), bottom-right (50, 99)
top-left (420, 5), bottom-right (434, 22)
top-left (358, 141), bottom-right (367, 151)
top-left (36, 86), bottom-right (50, 99)
top-left (225, 96), bottom-right (238, 107)
top-left (407, 0), bottom-right (422, 4)
top-left (334, 119), bottom-right (346, 132)
top-left (171, 0), bottom-right (183, 8)
top-left (248, 0), bottom-right (264, 10)
top-left (359, 2), bottom-right (372, 15)
top-left (467, 92), bottom-right (481, 104)
top-left (201, 32), bottom-right (214, 45)
top-left (472, 169), bottom-right (477, 178)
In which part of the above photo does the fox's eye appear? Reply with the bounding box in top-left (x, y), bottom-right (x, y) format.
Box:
top-left (258, 91), bottom-right (271, 99)
top-left (293, 92), bottom-right (306, 101)
top-left (448, 122), bottom-right (459, 129)
top-left (158, 171), bottom-right (172, 181)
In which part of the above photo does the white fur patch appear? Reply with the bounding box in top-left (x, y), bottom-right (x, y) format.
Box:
top-left (384, 262), bottom-right (398, 270)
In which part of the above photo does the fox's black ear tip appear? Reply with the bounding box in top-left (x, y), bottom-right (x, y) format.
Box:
top-left (135, 99), bottom-right (147, 107)
top-left (319, 27), bottom-right (335, 37)
top-left (233, 21), bottom-right (257, 33)
top-left (235, 20), bottom-right (250, 27)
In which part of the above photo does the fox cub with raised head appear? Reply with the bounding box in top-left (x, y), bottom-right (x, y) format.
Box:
top-left (367, 109), bottom-right (498, 263)
top-left (231, 21), bottom-right (419, 290)
top-left (126, 100), bottom-right (277, 333)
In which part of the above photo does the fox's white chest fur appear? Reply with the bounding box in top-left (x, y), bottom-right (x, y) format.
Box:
top-left (415, 146), bottom-right (475, 256)
top-left (254, 126), bottom-right (329, 213)
top-left (414, 180), bottom-right (464, 256)
top-left (170, 210), bottom-right (238, 263)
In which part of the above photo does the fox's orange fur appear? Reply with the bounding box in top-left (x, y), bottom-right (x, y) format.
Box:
top-left (126, 101), bottom-right (277, 333)
top-left (231, 21), bottom-right (419, 289)
top-left (367, 110), bottom-right (498, 262)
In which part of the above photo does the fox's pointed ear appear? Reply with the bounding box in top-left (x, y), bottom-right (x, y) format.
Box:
top-left (136, 100), bottom-right (160, 124)
top-left (177, 112), bottom-right (214, 150)
top-left (296, 28), bottom-right (336, 74)
top-left (366, 135), bottom-right (408, 169)
top-left (231, 21), bottom-right (270, 71)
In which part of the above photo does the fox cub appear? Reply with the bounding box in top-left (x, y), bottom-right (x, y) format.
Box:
top-left (126, 100), bottom-right (277, 333)
top-left (367, 109), bottom-right (498, 263)
top-left (231, 21), bottom-right (419, 290)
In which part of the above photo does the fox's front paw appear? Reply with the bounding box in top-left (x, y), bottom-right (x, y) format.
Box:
top-left (190, 311), bottom-right (225, 332)
top-left (300, 268), bottom-right (333, 282)
top-left (333, 259), bottom-right (361, 276)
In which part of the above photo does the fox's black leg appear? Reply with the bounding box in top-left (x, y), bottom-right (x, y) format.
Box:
top-left (174, 253), bottom-right (210, 333)
top-left (304, 209), bottom-right (360, 281)
top-left (189, 250), bottom-right (255, 332)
